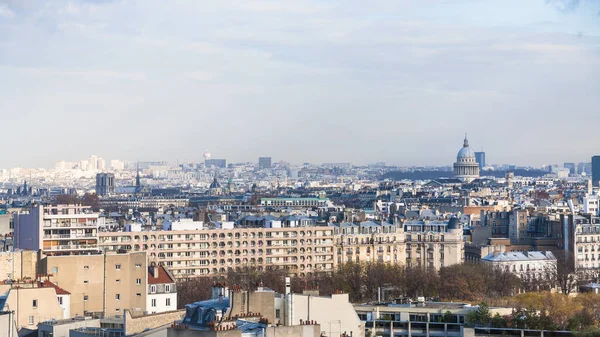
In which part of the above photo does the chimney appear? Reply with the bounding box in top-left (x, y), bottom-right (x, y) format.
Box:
top-left (152, 265), bottom-right (159, 278)
top-left (285, 277), bottom-right (291, 295)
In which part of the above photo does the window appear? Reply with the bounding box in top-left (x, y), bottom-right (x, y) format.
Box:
top-left (115, 264), bottom-right (121, 270)
top-left (116, 308), bottom-right (120, 312)
top-left (136, 278), bottom-right (142, 285)
top-left (166, 298), bottom-right (171, 306)
top-left (151, 299), bottom-right (157, 307)
top-left (165, 284), bottom-right (171, 293)
top-left (84, 280), bottom-right (88, 284)
top-left (58, 297), bottom-right (63, 305)
top-left (136, 263), bottom-right (142, 268)
top-left (29, 316), bottom-right (34, 325)
top-left (136, 293), bottom-right (141, 297)
top-left (52, 267), bottom-right (58, 274)
top-left (32, 299), bottom-right (38, 308)
top-left (116, 279), bottom-right (121, 283)
top-left (84, 265), bottom-right (89, 270)
top-left (150, 285), bottom-right (156, 293)
top-left (84, 295), bottom-right (88, 301)
top-left (275, 309), bottom-right (281, 319)
top-left (115, 294), bottom-right (120, 301)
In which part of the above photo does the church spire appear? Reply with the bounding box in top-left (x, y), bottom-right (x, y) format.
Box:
top-left (463, 133), bottom-right (469, 148)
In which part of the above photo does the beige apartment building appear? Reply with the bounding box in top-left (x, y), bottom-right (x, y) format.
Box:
top-left (98, 227), bottom-right (336, 278)
top-left (403, 218), bottom-right (465, 269)
top-left (2, 284), bottom-right (66, 329)
top-left (333, 222), bottom-right (406, 265)
top-left (38, 251), bottom-right (148, 317)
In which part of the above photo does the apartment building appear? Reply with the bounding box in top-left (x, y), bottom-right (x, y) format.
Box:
top-left (573, 216), bottom-right (600, 270)
top-left (38, 251), bottom-right (148, 317)
top-left (147, 264), bottom-right (177, 314)
top-left (481, 251), bottom-right (556, 278)
top-left (14, 205), bottom-right (100, 255)
top-left (1, 281), bottom-right (67, 329)
top-left (98, 226), bottom-right (335, 278)
top-left (333, 222), bottom-right (405, 265)
top-left (403, 218), bottom-right (464, 269)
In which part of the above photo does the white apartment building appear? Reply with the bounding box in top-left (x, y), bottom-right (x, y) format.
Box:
top-left (147, 264), bottom-right (177, 314)
top-left (481, 251), bottom-right (556, 278)
top-left (14, 205), bottom-right (100, 255)
top-left (583, 195), bottom-right (599, 216)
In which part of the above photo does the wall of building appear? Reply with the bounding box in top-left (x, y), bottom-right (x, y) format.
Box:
top-left (4, 287), bottom-right (64, 329)
top-left (0, 250), bottom-right (38, 281)
top-left (0, 311), bottom-right (18, 337)
top-left (147, 292), bottom-right (177, 314)
top-left (14, 207), bottom-right (42, 251)
top-left (125, 309), bottom-right (185, 336)
top-left (39, 251), bottom-right (147, 318)
top-left (284, 293), bottom-right (364, 337)
top-left (228, 290), bottom-right (275, 324)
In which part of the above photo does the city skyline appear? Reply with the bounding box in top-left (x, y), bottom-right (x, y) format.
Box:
top-left (1, 0), bottom-right (599, 167)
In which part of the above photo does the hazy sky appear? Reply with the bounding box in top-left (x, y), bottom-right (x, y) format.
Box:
top-left (1, 0), bottom-right (599, 168)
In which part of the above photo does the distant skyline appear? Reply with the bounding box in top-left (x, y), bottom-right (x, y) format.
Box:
top-left (1, 0), bottom-right (599, 168)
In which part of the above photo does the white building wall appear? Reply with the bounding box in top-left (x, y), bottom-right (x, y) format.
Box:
top-left (281, 293), bottom-right (364, 337)
top-left (146, 292), bottom-right (177, 314)
top-left (57, 295), bottom-right (70, 319)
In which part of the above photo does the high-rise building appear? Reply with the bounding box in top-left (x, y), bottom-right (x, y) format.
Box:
top-left (205, 159), bottom-right (227, 168)
top-left (97, 157), bottom-right (106, 171)
top-left (96, 172), bottom-right (115, 196)
top-left (258, 157), bottom-right (272, 170)
top-left (110, 159), bottom-right (125, 171)
top-left (593, 156), bottom-right (600, 187)
top-left (475, 152), bottom-right (486, 171)
top-left (14, 205), bottom-right (100, 255)
top-left (88, 155), bottom-right (98, 171)
top-left (564, 162), bottom-right (576, 175)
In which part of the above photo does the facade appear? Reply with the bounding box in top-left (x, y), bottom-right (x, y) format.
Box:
top-left (583, 195), bottom-right (599, 216)
top-left (14, 205), bottom-right (100, 255)
top-left (453, 135), bottom-right (480, 183)
top-left (147, 264), bottom-right (177, 314)
top-left (403, 218), bottom-right (464, 269)
top-left (508, 210), bottom-right (529, 242)
top-left (481, 251), bottom-right (556, 278)
top-left (333, 222), bottom-right (405, 265)
top-left (573, 217), bottom-right (600, 270)
top-left (96, 173), bottom-right (115, 196)
top-left (38, 251), bottom-right (148, 317)
top-left (258, 157), bottom-right (272, 170)
top-left (474, 151), bottom-right (486, 171)
top-left (99, 197), bottom-right (189, 209)
top-left (260, 197), bottom-right (331, 208)
top-left (98, 226), bottom-right (335, 278)
top-left (593, 156), bottom-right (600, 187)
top-left (2, 283), bottom-right (67, 329)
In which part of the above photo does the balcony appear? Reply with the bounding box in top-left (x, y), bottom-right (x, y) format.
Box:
top-left (45, 244), bottom-right (98, 251)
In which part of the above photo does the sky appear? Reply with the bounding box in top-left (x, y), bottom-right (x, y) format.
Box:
top-left (0, 0), bottom-right (599, 168)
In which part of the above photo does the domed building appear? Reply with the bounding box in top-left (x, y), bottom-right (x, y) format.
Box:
top-left (453, 134), bottom-right (480, 183)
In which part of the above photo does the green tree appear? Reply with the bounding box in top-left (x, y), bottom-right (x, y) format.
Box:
top-left (466, 302), bottom-right (491, 327)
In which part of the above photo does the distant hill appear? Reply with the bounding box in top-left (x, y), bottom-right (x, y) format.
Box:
top-left (381, 169), bottom-right (548, 181)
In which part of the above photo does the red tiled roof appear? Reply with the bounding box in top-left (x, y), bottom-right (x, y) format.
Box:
top-left (148, 265), bottom-right (174, 285)
top-left (39, 280), bottom-right (71, 295)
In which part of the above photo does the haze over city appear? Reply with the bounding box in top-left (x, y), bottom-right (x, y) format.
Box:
top-left (1, 0), bottom-right (599, 168)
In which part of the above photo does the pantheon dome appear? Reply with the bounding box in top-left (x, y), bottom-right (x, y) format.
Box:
top-left (453, 134), bottom-right (480, 183)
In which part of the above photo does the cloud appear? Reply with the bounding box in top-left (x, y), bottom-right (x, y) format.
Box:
top-left (0, 66), bottom-right (146, 80)
top-left (0, 3), bottom-right (15, 17)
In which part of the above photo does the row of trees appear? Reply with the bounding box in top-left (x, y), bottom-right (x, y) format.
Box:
top-left (466, 292), bottom-right (600, 331)
top-left (177, 262), bottom-right (524, 307)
